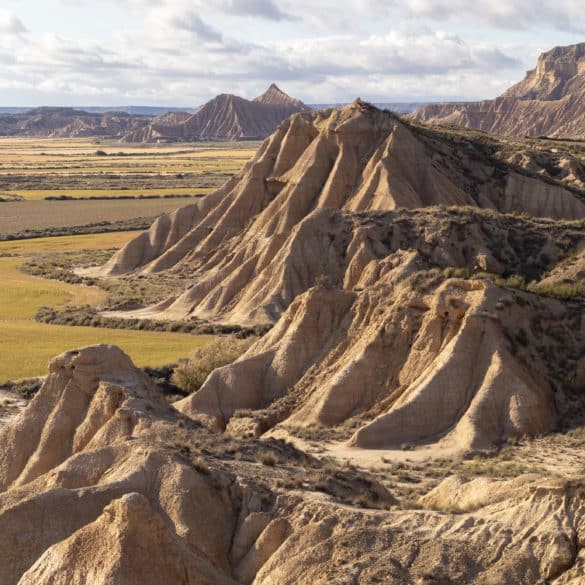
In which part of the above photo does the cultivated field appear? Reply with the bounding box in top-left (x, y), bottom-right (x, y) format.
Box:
top-left (0, 137), bottom-right (260, 238)
top-left (0, 137), bottom-right (259, 197)
top-left (0, 232), bottom-right (212, 380)
top-left (0, 198), bottom-right (201, 236)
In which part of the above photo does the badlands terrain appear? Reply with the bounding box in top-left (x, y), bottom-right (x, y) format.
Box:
top-left (2, 95), bottom-right (585, 584)
top-left (0, 85), bottom-right (308, 143)
top-left (6, 39), bottom-right (585, 583)
top-left (414, 42), bottom-right (585, 139)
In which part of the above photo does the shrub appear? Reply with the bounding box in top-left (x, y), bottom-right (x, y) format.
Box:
top-left (257, 452), bottom-right (277, 466)
top-left (529, 281), bottom-right (585, 300)
top-left (171, 336), bottom-right (253, 394)
top-left (314, 273), bottom-right (333, 289)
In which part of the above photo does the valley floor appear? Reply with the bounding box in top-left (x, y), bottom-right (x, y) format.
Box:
top-left (0, 232), bottom-right (212, 381)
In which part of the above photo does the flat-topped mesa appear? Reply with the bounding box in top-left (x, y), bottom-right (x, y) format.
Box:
top-left (413, 42), bottom-right (585, 138)
top-left (504, 43), bottom-right (585, 101)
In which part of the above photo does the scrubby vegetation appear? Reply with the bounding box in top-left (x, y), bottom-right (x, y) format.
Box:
top-left (171, 337), bottom-right (254, 393)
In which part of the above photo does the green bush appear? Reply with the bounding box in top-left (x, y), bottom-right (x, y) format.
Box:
top-left (171, 336), bottom-right (253, 394)
top-left (530, 281), bottom-right (585, 300)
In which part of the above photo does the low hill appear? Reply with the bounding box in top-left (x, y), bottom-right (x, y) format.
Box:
top-left (413, 43), bottom-right (585, 138)
top-left (121, 84), bottom-right (309, 143)
top-left (0, 107), bottom-right (151, 138)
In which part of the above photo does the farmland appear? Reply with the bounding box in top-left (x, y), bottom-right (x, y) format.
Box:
top-left (0, 198), bottom-right (200, 236)
top-left (0, 137), bottom-right (260, 238)
top-left (0, 138), bottom-right (261, 380)
top-left (0, 137), bottom-right (259, 197)
top-left (0, 232), bottom-right (212, 380)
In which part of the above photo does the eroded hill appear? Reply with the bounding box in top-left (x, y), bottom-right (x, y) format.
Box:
top-left (16, 99), bottom-right (585, 583)
top-left (413, 43), bottom-right (585, 139)
top-left (2, 344), bottom-right (585, 584)
top-left (122, 85), bottom-right (309, 143)
top-left (75, 101), bottom-right (585, 458)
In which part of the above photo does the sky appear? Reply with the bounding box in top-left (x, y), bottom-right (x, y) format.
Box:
top-left (0, 0), bottom-right (583, 107)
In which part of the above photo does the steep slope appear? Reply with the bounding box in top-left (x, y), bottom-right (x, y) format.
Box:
top-left (3, 344), bottom-right (585, 583)
top-left (413, 43), bottom-right (585, 138)
top-left (122, 85), bottom-right (309, 143)
top-left (253, 83), bottom-right (307, 109)
top-left (88, 101), bottom-right (585, 328)
top-left (175, 269), bottom-right (584, 452)
top-left (0, 107), bottom-right (151, 138)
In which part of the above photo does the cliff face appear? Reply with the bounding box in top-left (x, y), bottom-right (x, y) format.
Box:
top-left (413, 43), bottom-right (585, 138)
top-left (122, 85), bottom-right (309, 143)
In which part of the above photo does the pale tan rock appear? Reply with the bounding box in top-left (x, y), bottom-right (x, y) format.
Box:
top-left (89, 100), bottom-right (585, 331)
top-left (413, 43), bottom-right (585, 139)
top-left (1, 345), bottom-right (585, 584)
top-left (17, 493), bottom-right (237, 585)
top-left (178, 276), bottom-right (570, 452)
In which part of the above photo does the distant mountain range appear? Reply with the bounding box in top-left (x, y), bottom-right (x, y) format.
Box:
top-left (0, 91), bottom-right (435, 141)
top-left (0, 107), bottom-right (150, 138)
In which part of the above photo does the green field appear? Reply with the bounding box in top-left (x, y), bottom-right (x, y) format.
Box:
top-left (0, 232), bottom-right (212, 380)
top-left (14, 188), bottom-right (214, 201)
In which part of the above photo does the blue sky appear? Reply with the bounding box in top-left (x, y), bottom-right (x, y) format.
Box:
top-left (0, 0), bottom-right (583, 106)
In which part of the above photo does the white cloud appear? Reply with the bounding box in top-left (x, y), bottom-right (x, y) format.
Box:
top-left (0, 0), bottom-right (579, 105)
top-left (0, 9), bottom-right (27, 35)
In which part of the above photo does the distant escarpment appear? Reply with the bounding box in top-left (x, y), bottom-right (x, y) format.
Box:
top-left (122, 84), bottom-right (309, 143)
top-left (413, 43), bottom-right (585, 138)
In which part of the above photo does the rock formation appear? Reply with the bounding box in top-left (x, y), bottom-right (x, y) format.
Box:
top-left (2, 344), bottom-right (585, 584)
top-left (121, 84), bottom-right (309, 143)
top-left (89, 101), bottom-right (585, 325)
top-left (413, 43), bottom-right (585, 138)
top-left (176, 268), bottom-right (584, 452)
top-left (81, 99), bottom-right (585, 456)
top-left (16, 94), bottom-right (585, 582)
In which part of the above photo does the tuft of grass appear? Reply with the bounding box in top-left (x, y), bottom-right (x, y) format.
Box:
top-left (257, 452), bottom-right (278, 466)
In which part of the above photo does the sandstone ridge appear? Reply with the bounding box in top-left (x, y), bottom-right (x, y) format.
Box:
top-left (89, 101), bottom-right (585, 327)
top-left (413, 42), bottom-right (585, 138)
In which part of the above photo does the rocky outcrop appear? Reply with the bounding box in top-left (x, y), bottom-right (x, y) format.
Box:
top-left (176, 269), bottom-right (585, 452)
top-left (3, 344), bottom-right (585, 583)
top-left (122, 84), bottom-right (309, 143)
top-left (413, 43), bottom-right (585, 138)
